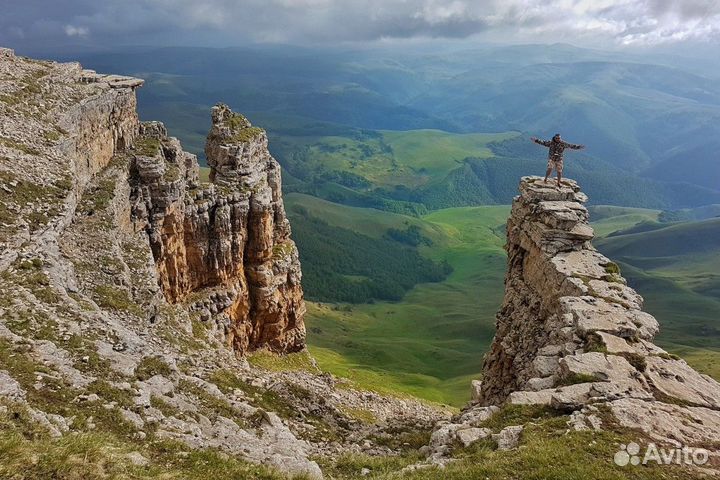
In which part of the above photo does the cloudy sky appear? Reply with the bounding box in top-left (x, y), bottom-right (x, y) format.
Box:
top-left (2, 0), bottom-right (720, 51)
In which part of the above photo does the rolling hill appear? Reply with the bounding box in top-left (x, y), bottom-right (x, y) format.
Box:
top-left (593, 212), bottom-right (720, 378)
top-left (599, 219), bottom-right (720, 296)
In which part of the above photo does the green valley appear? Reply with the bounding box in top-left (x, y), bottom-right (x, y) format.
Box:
top-left (283, 196), bottom-right (720, 407)
top-left (284, 194), bottom-right (508, 406)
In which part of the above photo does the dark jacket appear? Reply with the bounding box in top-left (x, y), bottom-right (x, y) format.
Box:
top-left (534, 138), bottom-right (583, 161)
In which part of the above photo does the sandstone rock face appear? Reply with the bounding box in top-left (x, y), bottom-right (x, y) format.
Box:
top-left (477, 176), bottom-right (720, 449)
top-left (131, 105), bottom-right (306, 354)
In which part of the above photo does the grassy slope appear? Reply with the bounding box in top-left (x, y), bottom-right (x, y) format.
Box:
top-left (199, 166), bottom-right (210, 182)
top-left (598, 218), bottom-right (720, 258)
top-left (287, 194), bottom-right (508, 406)
top-left (380, 129), bottom-right (515, 182)
top-left (286, 193), bottom-right (443, 241)
top-left (587, 205), bottom-right (660, 237)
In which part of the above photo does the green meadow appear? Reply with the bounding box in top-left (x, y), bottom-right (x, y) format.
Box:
top-left (274, 129), bottom-right (518, 190)
top-left (284, 194), bottom-right (508, 406)
top-left (285, 197), bottom-right (720, 407)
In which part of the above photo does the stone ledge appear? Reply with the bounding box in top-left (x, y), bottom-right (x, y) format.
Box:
top-left (609, 398), bottom-right (720, 446)
top-left (79, 69), bottom-right (144, 89)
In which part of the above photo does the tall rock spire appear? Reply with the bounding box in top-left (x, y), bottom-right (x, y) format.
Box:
top-left (478, 176), bottom-right (720, 444)
top-left (131, 105), bottom-right (306, 354)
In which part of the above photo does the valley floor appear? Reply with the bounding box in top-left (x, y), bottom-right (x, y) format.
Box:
top-left (299, 201), bottom-right (509, 407)
top-left (291, 197), bottom-right (720, 406)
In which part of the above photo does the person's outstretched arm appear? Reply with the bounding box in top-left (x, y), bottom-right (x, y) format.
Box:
top-left (531, 137), bottom-right (551, 147)
top-left (562, 141), bottom-right (585, 150)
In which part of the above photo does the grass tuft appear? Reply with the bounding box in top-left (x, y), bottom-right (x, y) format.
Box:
top-left (558, 372), bottom-right (600, 387)
top-left (135, 356), bottom-right (172, 381)
top-left (133, 137), bottom-right (161, 157)
top-left (93, 285), bottom-right (142, 316)
top-left (479, 404), bottom-right (559, 432)
top-left (247, 350), bottom-right (318, 373)
top-left (617, 352), bottom-right (647, 372)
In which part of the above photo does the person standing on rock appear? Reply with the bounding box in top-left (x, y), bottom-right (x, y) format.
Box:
top-left (530, 134), bottom-right (585, 187)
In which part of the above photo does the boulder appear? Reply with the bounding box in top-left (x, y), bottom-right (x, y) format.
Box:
top-left (470, 380), bottom-right (483, 402)
top-left (559, 352), bottom-right (638, 381)
top-left (494, 425), bottom-right (523, 450)
top-left (456, 427), bottom-right (492, 447)
top-left (508, 390), bottom-right (553, 406)
top-left (643, 356), bottom-right (720, 409)
top-left (0, 370), bottom-right (26, 401)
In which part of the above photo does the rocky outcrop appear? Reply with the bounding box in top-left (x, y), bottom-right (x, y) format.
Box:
top-left (0, 47), bottom-right (141, 266)
top-left (130, 106), bottom-right (306, 354)
top-left (1, 49), bottom-right (449, 480)
top-left (475, 176), bottom-right (720, 447)
top-left (420, 177), bottom-right (720, 469)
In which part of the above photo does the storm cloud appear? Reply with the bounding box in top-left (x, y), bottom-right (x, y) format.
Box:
top-left (1, 0), bottom-right (719, 48)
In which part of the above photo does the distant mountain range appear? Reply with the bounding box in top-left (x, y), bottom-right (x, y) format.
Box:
top-left (45, 43), bottom-right (719, 209)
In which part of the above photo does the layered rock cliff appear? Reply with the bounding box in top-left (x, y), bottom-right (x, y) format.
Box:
top-left (130, 105), bottom-right (305, 354)
top-left (479, 177), bottom-right (720, 444)
top-left (0, 43), bottom-right (305, 354)
top-left (0, 47), bottom-right (141, 265)
top-left (0, 49), bottom-right (446, 479)
top-left (416, 177), bottom-right (720, 471)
